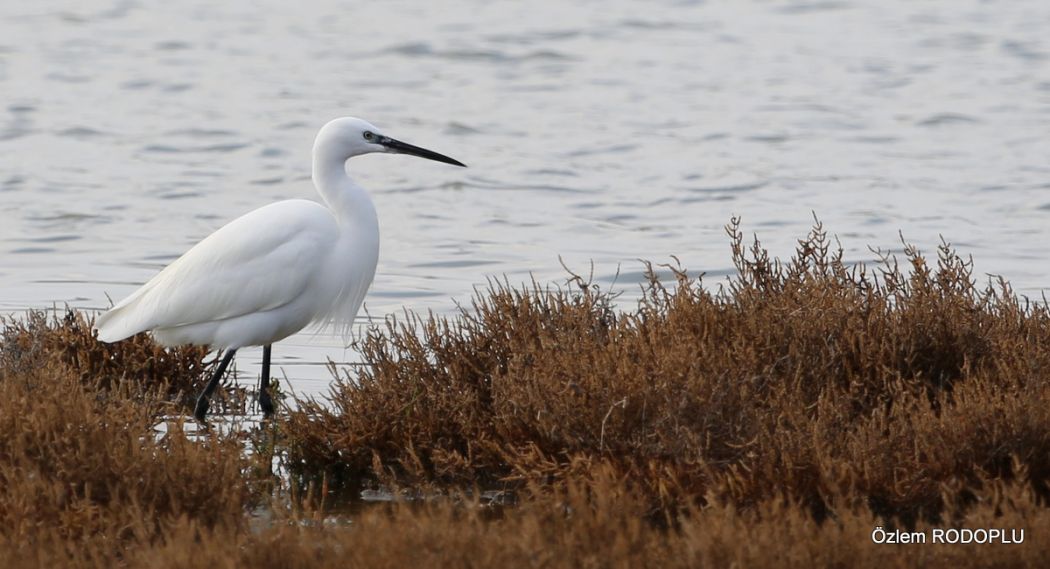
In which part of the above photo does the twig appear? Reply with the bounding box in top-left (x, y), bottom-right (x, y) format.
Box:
top-left (599, 397), bottom-right (628, 454)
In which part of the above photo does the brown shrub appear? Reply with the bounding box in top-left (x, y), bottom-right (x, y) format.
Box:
top-left (0, 309), bottom-right (244, 412)
top-left (283, 218), bottom-right (1050, 526)
top-left (0, 319), bottom-right (253, 566)
top-left (3, 218), bottom-right (1049, 567)
top-left (0, 309), bottom-right (206, 397)
top-left (8, 469), bottom-right (1039, 569)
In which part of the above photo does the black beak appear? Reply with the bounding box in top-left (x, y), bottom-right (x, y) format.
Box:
top-left (380, 136), bottom-right (466, 167)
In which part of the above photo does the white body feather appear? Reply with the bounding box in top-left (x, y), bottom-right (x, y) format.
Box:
top-left (95, 118), bottom-right (384, 349)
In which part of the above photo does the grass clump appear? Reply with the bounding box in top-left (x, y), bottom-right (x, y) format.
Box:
top-left (0, 309), bottom-right (210, 405)
top-left (2, 218), bottom-right (1049, 567)
top-left (1, 309), bottom-right (248, 412)
top-left (117, 471), bottom-right (1050, 569)
top-left (0, 314), bottom-right (252, 567)
top-left (284, 217), bottom-right (1050, 527)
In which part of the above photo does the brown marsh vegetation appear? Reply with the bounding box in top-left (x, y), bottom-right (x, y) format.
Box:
top-left (2, 218), bottom-right (1049, 567)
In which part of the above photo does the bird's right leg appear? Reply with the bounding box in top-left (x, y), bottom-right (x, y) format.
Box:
top-left (194, 349), bottom-right (237, 423)
top-left (258, 344), bottom-right (275, 418)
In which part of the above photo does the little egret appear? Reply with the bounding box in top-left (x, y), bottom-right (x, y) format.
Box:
top-left (95, 117), bottom-right (465, 421)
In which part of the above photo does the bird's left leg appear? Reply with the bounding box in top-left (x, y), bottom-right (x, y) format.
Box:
top-left (258, 344), bottom-right (275, 418)
top-left (194, 349), bottom-right (237, 423)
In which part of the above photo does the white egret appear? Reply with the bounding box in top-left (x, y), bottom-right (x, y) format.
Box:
top-left (95, 117), bottom-right (465, 421)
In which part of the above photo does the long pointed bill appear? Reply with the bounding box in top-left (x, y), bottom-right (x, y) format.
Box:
top-left (381, 136), bottom-right (466, 167)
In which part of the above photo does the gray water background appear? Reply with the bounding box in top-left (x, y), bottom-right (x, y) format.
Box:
top-left (2, 0), bottom-right (1049, 398)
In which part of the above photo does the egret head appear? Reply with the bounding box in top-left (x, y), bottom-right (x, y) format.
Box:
top-left (314, 117), bottom-right (466, 167)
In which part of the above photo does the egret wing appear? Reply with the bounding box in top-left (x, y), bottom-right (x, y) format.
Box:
top-left (96, 200), bottom-right (336, 342)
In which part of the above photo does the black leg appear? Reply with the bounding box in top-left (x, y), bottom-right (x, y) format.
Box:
top-left (258, 344), bottom-right (275, 418)
top-left (194, 349), bottom-right (237, 423)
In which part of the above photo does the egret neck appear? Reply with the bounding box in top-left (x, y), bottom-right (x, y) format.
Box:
top-left (312, 138), bottom-right (379, 232)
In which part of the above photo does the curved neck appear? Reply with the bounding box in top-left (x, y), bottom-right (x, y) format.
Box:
top-left (312, 150), bottom-right (378, 230)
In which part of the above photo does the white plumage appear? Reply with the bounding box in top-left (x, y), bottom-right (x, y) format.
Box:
top-left (94, 117), bottom-right (464, 420)
top-left (96, 198), bottom-right (369, 348)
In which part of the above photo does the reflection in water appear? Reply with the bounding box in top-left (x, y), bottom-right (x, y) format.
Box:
top-left (1, 0), bottom-right (1049, 397)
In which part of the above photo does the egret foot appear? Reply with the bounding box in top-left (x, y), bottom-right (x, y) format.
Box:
top-left (193, 348), bottom-right (238, 423)
top-left (193, 395), bottom-right (211, 423)
top-left (258, 389), bottom-right (275, 418)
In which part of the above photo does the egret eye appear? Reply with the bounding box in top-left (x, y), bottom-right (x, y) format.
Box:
top-left (363, 131), bottom-right (375, 142)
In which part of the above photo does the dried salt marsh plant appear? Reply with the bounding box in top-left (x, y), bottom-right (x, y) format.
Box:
top-left (0, 353), bottom-right (253, 566)
top-left (3, 218), bottom-right (1050, 568)
top-left (284, 217), bottom-right (1050, 526)
top-left (21, 468), bottom-right (1039, 569)
top-left (0, 308), bottom-right (246, 412)
top-left (0, 310), bottom-right (268, 566)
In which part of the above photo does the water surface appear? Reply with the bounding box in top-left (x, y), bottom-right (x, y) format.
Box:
top-left (2, 0), bottom-right (1049, 397)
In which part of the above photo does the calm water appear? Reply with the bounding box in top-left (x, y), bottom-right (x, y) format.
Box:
top-left (2, 0), bottom-right (1049, 397)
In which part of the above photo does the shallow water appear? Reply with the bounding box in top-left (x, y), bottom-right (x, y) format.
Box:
top-left (2, 0), bottom-right (1049, 398)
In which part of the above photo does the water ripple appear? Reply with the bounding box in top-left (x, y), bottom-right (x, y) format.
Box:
top-left (4, 0), bottom-right (1050, 397)
top-left (916, 113), bottom-right (979, 127)
top-left (142, 142), bottom-right (249, 154)
top-left (57, 126), bottom-right (107, 138)
top-left (384, 42), bottom-right (573, 63)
